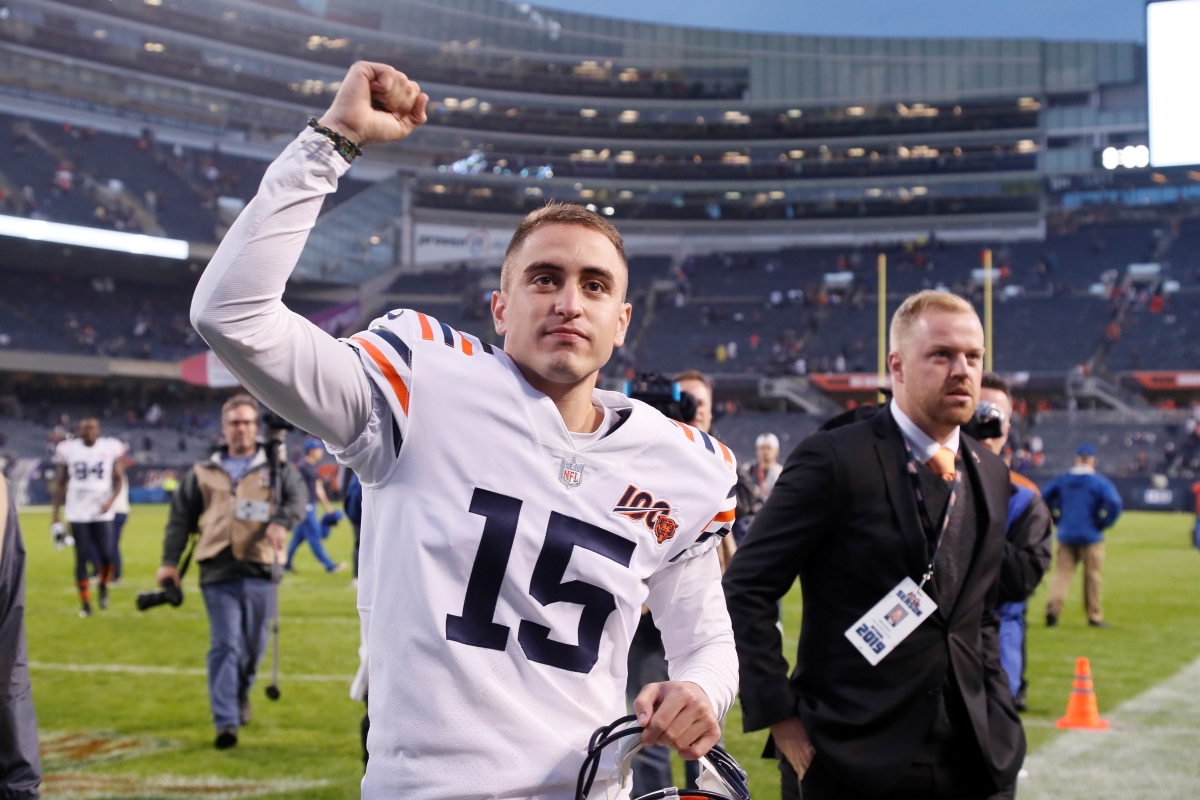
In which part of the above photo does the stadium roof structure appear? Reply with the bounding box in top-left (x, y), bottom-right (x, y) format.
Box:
top-left (0, 0), bottom-right (1164, 283)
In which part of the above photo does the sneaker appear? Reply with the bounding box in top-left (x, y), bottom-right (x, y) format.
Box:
top-left (239, 695), bottom-right (252, 726)
top-left (1088, 620), bottom-right (1109, 629)
top-left (98, 584), bottom-right (109, 610)
top-left (328, 562), bottom-right (347, 575)
top-left (79, 601), bottom-right (92, 618)
top-left (1045, 612), bottom-right (1058, 628)
top-left (214, 727), bottom-right (238, 749)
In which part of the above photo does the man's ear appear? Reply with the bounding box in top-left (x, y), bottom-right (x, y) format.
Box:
top-left (491, 291), bottom-right (507, 335)
top-left (612, 302), bottom-right (633, 348)
top-left (887, 351), bottom-right (904, 384)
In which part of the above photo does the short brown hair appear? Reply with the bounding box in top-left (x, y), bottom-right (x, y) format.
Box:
top-left (889, 290), bottom-right (976, 354)
top-left (981, 372), bottom-right (1010, 398)
top-left (221, 393), bottom-right (259, 419)
top-left (673, 369), bottom-right (711, 386)
top-left (501, 201), bottom-right (627, 292)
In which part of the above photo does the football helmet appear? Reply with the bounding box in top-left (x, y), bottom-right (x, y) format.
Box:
top-left (576, 715), bottom-right (751, 800)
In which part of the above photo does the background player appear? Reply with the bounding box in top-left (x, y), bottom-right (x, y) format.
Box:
top-left (50, 418), bottom-right (125, 617)
top-left (285, 439), bottom-right (345, 574)
top-left (189, 61), bottom-right (739, 798)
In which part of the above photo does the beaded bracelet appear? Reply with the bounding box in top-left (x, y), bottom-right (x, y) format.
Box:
top-left (306, 117), bottom-right (364, 164)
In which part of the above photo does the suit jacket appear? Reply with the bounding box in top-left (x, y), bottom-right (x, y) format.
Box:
top-left (0, 479), bottom-right (40, 799)
top-left (999, 486), bottom-right (1052, 604)
top-left (723, 405), bottom-right (1024, 796)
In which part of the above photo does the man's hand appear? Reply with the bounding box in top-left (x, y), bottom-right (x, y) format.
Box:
top-left (265, 522), bottom-right (288, 552)
top-left (156, 565), bottom-right (180, 588)
top-left (771, 716), bottom-right (815, 778)
top-left (633, 681), bottom-right (720, 761)
top-left (317, 62), bottom-right (428, 147)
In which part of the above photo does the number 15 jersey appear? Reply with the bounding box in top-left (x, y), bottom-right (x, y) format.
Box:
top-left (334, 309), bottom-right (739, 800)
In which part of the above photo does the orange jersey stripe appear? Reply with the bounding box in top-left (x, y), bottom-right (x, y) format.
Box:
top-left (352, 337), bottom-right (410, 415)
top-left (670, 419), bottom-right (695, 442)
top-left (459, 333), bottom-right (474, 356)
top-left (416, 312), bottom-right (435, 341)
top-left (718, 441), bottom-right (735, 470)
top-left (708, 508), bottom-right (736, 526)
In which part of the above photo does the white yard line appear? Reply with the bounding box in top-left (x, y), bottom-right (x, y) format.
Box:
top-left (30, 662), bottom-right (351, 683)
top-left (1019, 655), bottom-right (1200, 800)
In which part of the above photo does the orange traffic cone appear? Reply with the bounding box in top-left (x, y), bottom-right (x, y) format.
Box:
top-left (1056, 657), bottom-right (1109, 730)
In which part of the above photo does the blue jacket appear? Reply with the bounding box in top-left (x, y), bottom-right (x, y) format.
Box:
top-left (344, 472), bottom-right (362, 529)
top-left (1042, 468), bottom-right (1123, 546)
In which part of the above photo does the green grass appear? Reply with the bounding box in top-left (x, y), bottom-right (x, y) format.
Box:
top-left (18, 508), bottom-right (1200, 799)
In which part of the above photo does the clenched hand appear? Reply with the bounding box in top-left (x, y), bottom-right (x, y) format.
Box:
top-left (317, 61), bottom-right (428, 147)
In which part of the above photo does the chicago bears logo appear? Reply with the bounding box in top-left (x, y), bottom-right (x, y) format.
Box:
top-left (613, 484), bottom-right (678, 544)
top-left (652, 514), bottom-right (678, 544)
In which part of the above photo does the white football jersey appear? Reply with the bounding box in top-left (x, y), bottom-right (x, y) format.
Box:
top-left (335, 309), bottom-right (738, 800)
top-left (54, 437), bottom-right (125, 523)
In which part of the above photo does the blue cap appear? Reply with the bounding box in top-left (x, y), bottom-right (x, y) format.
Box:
top-left (304, 438), bottom-right (324, 453)
top-left (1077, 444), bottom-right (1096, 457)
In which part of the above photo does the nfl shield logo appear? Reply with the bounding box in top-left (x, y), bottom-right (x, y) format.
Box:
top-left (559, 458), bottom-right (584, 488)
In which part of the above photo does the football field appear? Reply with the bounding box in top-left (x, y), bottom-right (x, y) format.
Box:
top-left (17, 507), bottom-right (1200, 799)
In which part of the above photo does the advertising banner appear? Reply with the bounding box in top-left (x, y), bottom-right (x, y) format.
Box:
top-left (415, 223), bottom-right (513, 266)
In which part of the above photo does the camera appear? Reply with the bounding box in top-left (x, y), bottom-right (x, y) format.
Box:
top-left (261, 408), bottom-right (295, 434)
top-left (962, 400), bottom-right (1005, 441)
top-left (623, 373), bottom-right (698, 424)
top-left (136, 578), bottom-right (184, 611)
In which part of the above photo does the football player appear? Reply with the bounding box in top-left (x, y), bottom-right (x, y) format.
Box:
top-left (190, 62), bottom-right (739, 799)
top-left (51, 418), bottom-right (125, 617)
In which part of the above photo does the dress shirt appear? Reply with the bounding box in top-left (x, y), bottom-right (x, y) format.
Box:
top-left (890, 402), bottom-right (960, 463)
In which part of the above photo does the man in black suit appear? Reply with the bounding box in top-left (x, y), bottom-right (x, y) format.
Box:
top-left (723, 290), bottom-right (1024, 799)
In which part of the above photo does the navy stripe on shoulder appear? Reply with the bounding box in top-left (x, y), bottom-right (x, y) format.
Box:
top-left (370, 327), bottom-right (412, 368)
top-left (481, 341), bottom-right (494, 355)
top-left (390, 413), bottom-right (403, 457)
top-left (698, 430), bottom-right (716, 454)
top-left (601, 407), bottom-right (633, 440)
top-left (439, 322), bottom-right (455, 348)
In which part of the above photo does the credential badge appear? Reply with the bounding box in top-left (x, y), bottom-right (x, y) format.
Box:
top-left (559, 457), bottom-right (585, 488)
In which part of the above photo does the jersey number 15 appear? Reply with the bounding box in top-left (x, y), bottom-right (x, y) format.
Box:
top-left (446, 488), bottom-right (636, 674)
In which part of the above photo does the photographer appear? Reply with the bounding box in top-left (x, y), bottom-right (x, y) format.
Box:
top-left (154, 394), bottom-right (306, 750)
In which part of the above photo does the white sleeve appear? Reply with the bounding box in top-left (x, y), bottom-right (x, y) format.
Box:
top-left (644, 547), bottom-right (738, 722)
top-left (189, 129), bottom-right (373, 449)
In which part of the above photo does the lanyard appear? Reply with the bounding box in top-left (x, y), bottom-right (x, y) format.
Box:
top-left (902, 440), bottom-right (962, 590)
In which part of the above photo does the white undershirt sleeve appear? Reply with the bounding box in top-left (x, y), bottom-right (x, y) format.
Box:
top-left (189, 130), bottom-right (373, 449)
top-left (644, 547), bottom-right (739, 722)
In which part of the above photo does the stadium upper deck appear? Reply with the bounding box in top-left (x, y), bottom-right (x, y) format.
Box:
top-left (0, 0), bottom-right (1170, 263)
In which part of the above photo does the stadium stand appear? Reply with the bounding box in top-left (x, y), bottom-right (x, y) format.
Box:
top-left (0, 111), bottom-right (373, 243)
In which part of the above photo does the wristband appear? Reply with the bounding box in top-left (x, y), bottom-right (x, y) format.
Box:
top-left (306, 117), bottom-right (363, 164)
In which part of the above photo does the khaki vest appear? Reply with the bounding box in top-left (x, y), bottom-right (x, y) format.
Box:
top-left (193, 451), bottom-right (277, 565)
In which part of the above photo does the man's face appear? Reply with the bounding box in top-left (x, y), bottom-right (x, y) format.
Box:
top-left (78, 418), bottom-right (100, 446)
top-left (222, 405), bottom-right (259, 455)
top-left (492, 224), bottom-right (631, 392)
top-left (756, 442), bottom-right (779, 468)
top-left (978, 387), bottom-right (1013, 457)
top-left (890, 310), bottom-right (985, 432)
top-left (678, 378), bottom-right (713, 433)
top-left (306, 446), bottom-right (325, 462)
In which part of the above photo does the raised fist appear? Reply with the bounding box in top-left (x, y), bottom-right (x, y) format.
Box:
top-left (317, 62), bottom-right (429, 148)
